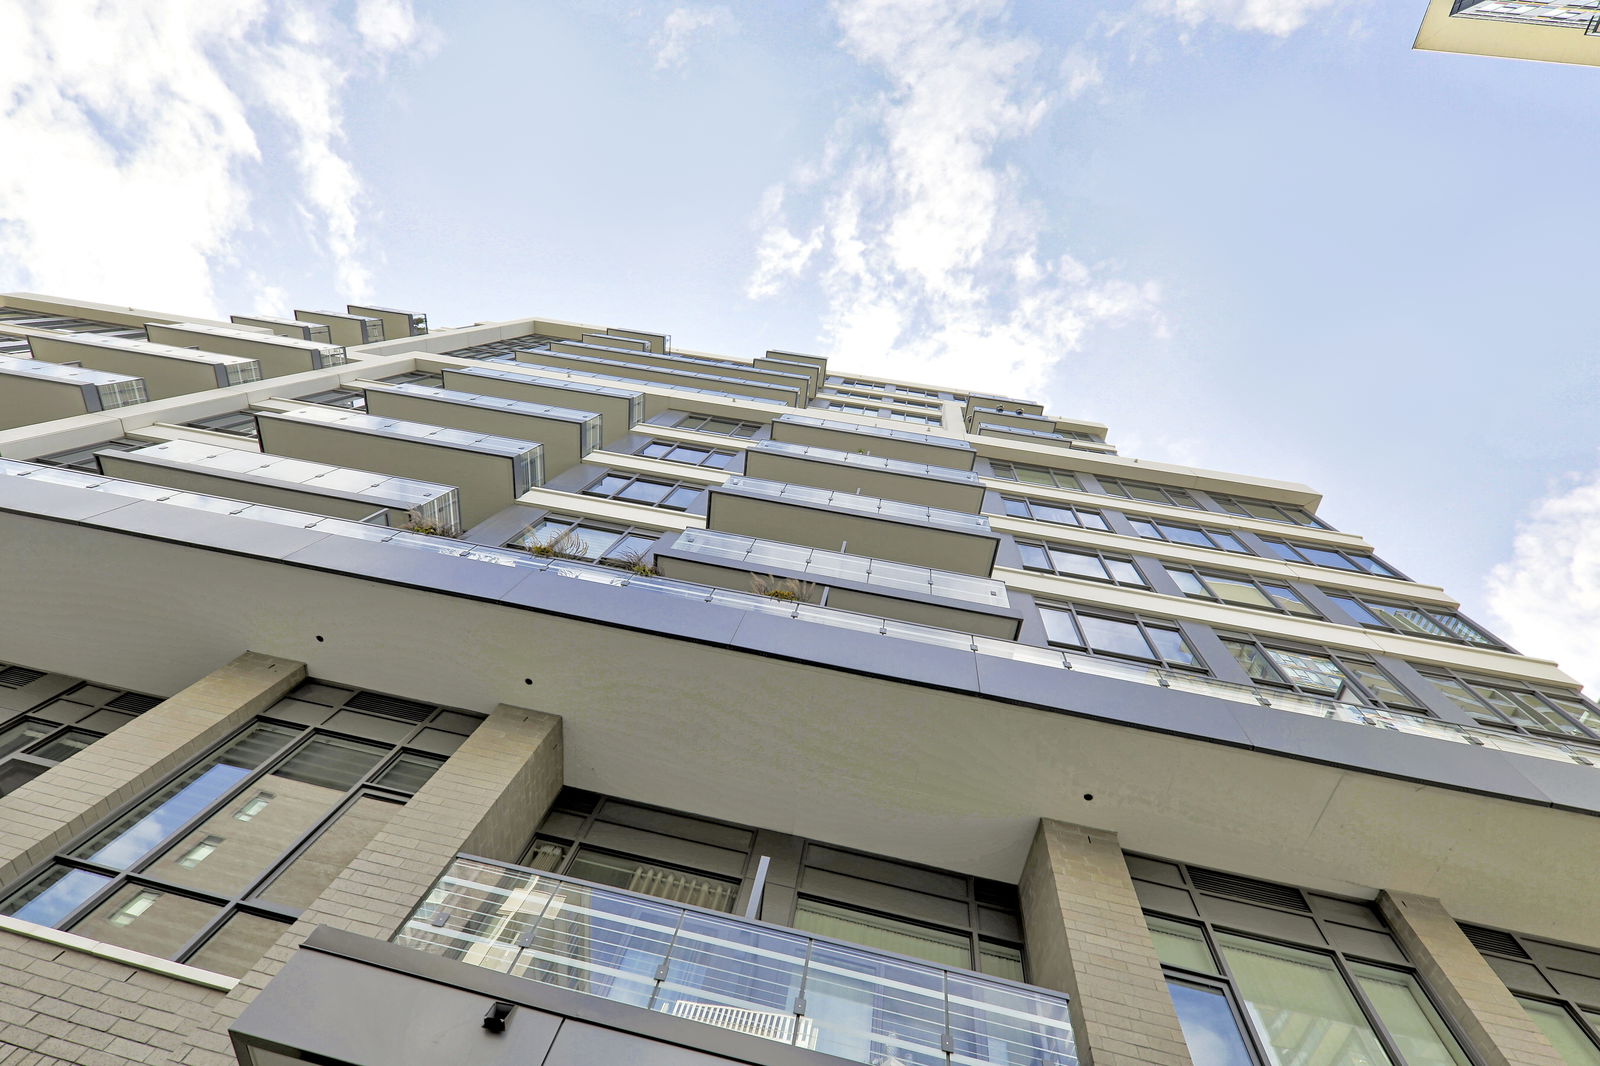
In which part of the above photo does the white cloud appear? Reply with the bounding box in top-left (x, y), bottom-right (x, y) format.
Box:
top-left (1141, 0), bottom-right (1351, 36)
top-left (651, 5), bottom-right (733, 72)
top-left (746, 0), bottom-right (1157, 398)
top-left (0, 0), bottom-right (431, 315)
top-left (1487, 466), bottom-right (1600, 695)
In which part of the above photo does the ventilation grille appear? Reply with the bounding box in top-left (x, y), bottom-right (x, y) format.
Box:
top-left (1189, 868), bottom-right (1310, 912)
top-left (345, 691), bottom-right (433, 724)
top-left (1460, 923), bottom-right (1529, 959)
top-left (0, 666), bottom-right (45, 688)
top-left (107, 692), bottom-right (162, 714)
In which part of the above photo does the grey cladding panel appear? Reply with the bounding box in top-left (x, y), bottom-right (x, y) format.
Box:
top-left (542, 1022), bottom-right (750, 1066)
top-left (1196, 896), bottom-right (1325, 945)
top-left (799, 867), bottom-right (969, 928)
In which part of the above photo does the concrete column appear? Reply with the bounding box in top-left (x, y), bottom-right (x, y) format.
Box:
top-left (1379, 891), bottom-right (1565, 1066)
top-left (1019, 819), bottom-right (1194, 1066)
top-left (0, 651), bottom-right (305, 886)
top-left (177, 703), bottom-right (563, 1066)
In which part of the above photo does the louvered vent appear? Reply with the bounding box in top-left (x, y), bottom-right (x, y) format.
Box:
top-left (345, 691), bottom-right (433, 724)
top-left (1189, 868), bottom-right (1310, 911)
top-left (1459, 923), bottom-right (1529, 958)
top-left (107, 692), bottom-right (162, 714)
top-left (0, 666), bottom-right (45, 688)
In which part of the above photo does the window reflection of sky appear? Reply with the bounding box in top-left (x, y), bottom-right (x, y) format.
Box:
top-left (85, 764), bottom-right (252, 869)
top-left (9, 868), bottom-right (111, 927)
top-left (1168, 980), bottom-right (1255, 1066)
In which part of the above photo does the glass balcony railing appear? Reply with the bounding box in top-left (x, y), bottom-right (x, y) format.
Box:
top-left (720, 476), bottom-right (993, 534)
top-left (395, 856), bottom-right (1077, 1066)
top-left (674, 528), bottom-right (1009, 607)
top-left (5, 458), bottom-right (1595, 771)
top-left (751, 439), bottom-right (982, 485)
top-left (777, 413), bottom-right (975, 453)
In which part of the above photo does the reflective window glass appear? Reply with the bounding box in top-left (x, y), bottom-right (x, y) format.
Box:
top-left (1519, 998), bottom-right (1600, 1066)
top-left (1078, 615), bottom-right (1154, 660)
top-left (1349, 963), bottom-right (1472, 1066)
top-left (1167, 980), bottom-right (1255, 1066)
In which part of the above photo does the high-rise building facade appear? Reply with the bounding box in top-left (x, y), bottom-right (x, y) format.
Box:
top-left (1416, 0), bottom-right (1600, 64)
top-left (0, 290), bottom-right (1597, 1066)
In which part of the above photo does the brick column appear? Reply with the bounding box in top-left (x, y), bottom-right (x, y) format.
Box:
top-left (1019, 819), bottom-right (1194, 1066)
top-left (177, 703), bottom-right (563, 1066)
top-left (0, 651), bottom-right (305, 886)
top-left (1378, 891), bottom-right (1564, 1066)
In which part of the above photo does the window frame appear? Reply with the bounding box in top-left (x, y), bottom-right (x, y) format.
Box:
top-left (1015, 539), bottom-right (1149, 588)
top-left (583, 471), bottom-right (707, 512)
top-left (671, 412), bottom-right (764, 438)
top-left (1038, 601), bottom-right (1207, 671)
top-left (1258, 535), bottom-right (1405, 579)
top-left (997, 494), bottom-right (1109, 531)
top-left (1096, 476), bottom-right (1202, 510)
top-left (1208, 492), bottom-right (1330, 529)
top-left (1136, 857), bottom-right (1480, 1066)
top-left (1219, 634), bottom-right (1423, 712)
top-left (508, 514), bottom-right (662, 566)
top-left (0, 684), bottom-right (473, 975)
top-left (633, 438), bottom-right (739, 469)
top-left (1418, 667), bottom-right (1600, 743)
top-left (988, 461), bottom-right (1083, 491)
top-left (1165, 564), bottom-right (1320, 618)
top-left (1322, 590), bottom-right (1504, 649)
top-left (1129, 516), bottom-right (1252, 555)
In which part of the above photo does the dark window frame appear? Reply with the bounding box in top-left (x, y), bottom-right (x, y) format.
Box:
top-left (1165, 564), bottom-right (1320, 619)
top-left (1015, 539), bottom-right (1149, 589)
top-left (1038, 601), bottom-right (1207, 671)
top-left (583, 471), bottom-right (706, 512)
top-left (1219, 634), bottom-right (1423, 712)
top-left (634, 438), bottom-right (739, 469)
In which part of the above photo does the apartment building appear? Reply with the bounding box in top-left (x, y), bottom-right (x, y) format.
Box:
top-left (1416, 0), bottom-right (1600, 64)
top-left (0, 291), bottom-right (1597, 1066)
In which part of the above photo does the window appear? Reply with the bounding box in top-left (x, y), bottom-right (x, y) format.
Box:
top-left (998, 495), bottom-right (1108, 530)
top-left (0, 683), bottom-right (474, 978)
top-left (378, 369), bottom-right (445, 387)
top-left (584, 472), bottom-right (704, 511)
top-left (671, 412), bottom-right (763, 437)
top-left (1133, 856), bottom-right (1474, 1066)
top-left (1016, 541), bottom-right (1148, 587)
top-left (818, 400), bottom-right (941, 426)
top-left (1220, 636), bottom-right (1422, 711)
top-left (1166, 566), bottom-right (1318, 617)
top-left (1130, 517), bottom-right (1251, 555)
top-left (635, 439), bottom-right (738, 469)
top-left (1420, 669), bottom-right (1600, 742)
top-left (1097, 477), bottom-right (1202, 510)
top-left (508, 515), bottom-right (660, 567)
top-left (292, 387), bottom-right (366, 410)
top-left (520, 789), bottom-right (1025, 978)
top-left (1039, 603), bottom-right (1203, 670)
top-left (1461, 922), bottom-right (1600, 1065)
top-left (1322, 592), bottom-right (1501, 647)
top-left (182, 410), bottom-right (259, 439)
top-left (1259, 536), bottom-right (1402, 578)
top-left (825, 387), bottom-right (942, 410)
top-left (33, 438), bottom-right (147, 473)
top-left (988, 461), bottom-right (1082, 491)
top-left (1209, 493), bottom-right (1329, 528)
top-left (0, 679), bottom-right (163, 799)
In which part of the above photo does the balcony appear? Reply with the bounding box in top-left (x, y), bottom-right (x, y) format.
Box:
top-left (771, 414), bottom-right (976, 471)
top-left (519, 347), bottom-right (803, 405)
top-left (143, 321), bottom-right (348, 376)
top-left (657, 528), bottom-right (1022, 639)
top-left (294, 308), bottom-right (385, 346)
top-left (441, 364), bottom-right (645, 440)
top-left (346, 303), bottom-right (428, 339)
top-left (24, 332), bottom-right (262, 398)
top-left (744, 440), bottom-right (985, 512)
top-left (707, 476), bottom-right (1000, 576)
top-left (394, 856), bottom-right (1077, 1066)
top-left (0, 355), bottom-right (148, 428)
top-left (229, 313), bottom-right (333, 344)
top-left (362, 381), bottom-right (602, 476)
top-left (255, 407), bottom-right (542, 527)
top-left (547, 341), bottom-right (813, 397)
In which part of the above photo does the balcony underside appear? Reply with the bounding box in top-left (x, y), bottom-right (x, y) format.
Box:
top-left (770, 421), bottom-right (975, 472)
top-left (742, 450), bottom-right (983, 513)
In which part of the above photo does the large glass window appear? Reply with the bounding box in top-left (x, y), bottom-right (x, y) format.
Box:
top-left (1422, 669), bottom-right (1600, 742)
top-left (0, 678), bottom-right (163, 799)
top-left (0, 683), bottom-right (476, 977)
top-left (636, 438), bottom-right (738, 469)
top-left (671, 412), bottom-right (763, 437)
top-left (1136, 857), bottom-right (1473, 1066)
top-left (1208, 493), bottom-right (1329, 529)
top-left (1220, 636), bottom-right (1422, 711)
top-left (507, 514), bottom-right (661, 569)
top-left (1323, 592), bottom-right (1501, 648)
top-left (1098, 476), bottom-right (1202, 510)
top-left (1167, 565), bottom-right (1318, 617)
top-left (988, 461), bottom-right (1082, 491)
top-left (584, 471), bottom-right (705, 511)
top-left (1039, 603), bottom-right (1204, 670)
top-left (1016, 541), bottom-right (1148, 587)
top-left (998, 495), bottom-right (1109, 531)
top-left (1130, 517), bottom-right (1251, 555)
top-left (1259, 536), bottom-right (1402, 578)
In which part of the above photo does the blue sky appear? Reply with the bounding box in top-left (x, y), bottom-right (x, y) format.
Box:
top-left (1, 0), bottom-right (1596, 689)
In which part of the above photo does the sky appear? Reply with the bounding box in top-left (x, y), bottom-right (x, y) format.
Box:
top-left (0, 0), bottom-right (1596, 691)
